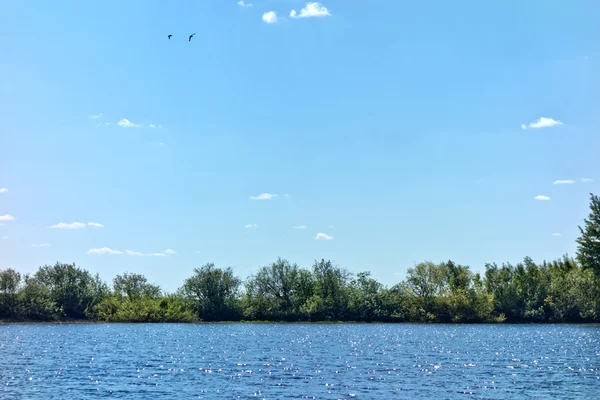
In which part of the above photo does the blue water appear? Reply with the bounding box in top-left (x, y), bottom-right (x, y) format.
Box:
top-left (0, 324), bottom-right (599, 399)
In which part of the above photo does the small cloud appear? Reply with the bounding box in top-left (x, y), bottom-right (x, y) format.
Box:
top-left (315, 232), bottom-right (333, 240)
top-left (284, 194), bottom-right (290, 197)
top-left (32, 243), bottom-right (51, 247)
top-left (122, 248), bottom-right (175, 256)
top-left (0, 214), bottom-right (16, 222)
top-left (0, 188), bottom-right (7, 193)
top-left (237, 0), bottom-right (252, 7)
top-left (581, 178), bottom-right (594, 183)
top-left (522, 117), bottom-right (563, 130)
top-left (149, 124), bottom-right (156, 128)
top-left (125, 250), bottom-right (145, 256)
top-left (290, 2), bottom-right (331, 18)
top-left (2, 236), bottom-right (7, 240)
top-left (87, 247), bottom-right (123, 255)
top-left (250, 193), bottom-right (278, 200)
top-left (553, 180), bottom-right (574, 185)
top-left (117, 118), bottom-right (141, 128)
top-left (245, 224), bottom-right (258, 228)
top-left (89, 113), bottom-right (103, 119)
top-left (294, 225), bottom-right (307, 229)
top-left (535, 195), bottom-right (551, 201)
top-left (328, 225), bottom-right (336, 229)
top-left (552, 233), bottom-right (561, 237)
top-left (262, 11), bottom-right (278, 24)
top-left (48, 222), bottom-right (87, 229)
top-left (87, 222), bottom-right (104, 228)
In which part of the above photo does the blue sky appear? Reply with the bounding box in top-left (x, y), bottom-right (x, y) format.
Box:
top-left (1, 1), bottom-right (599, 291)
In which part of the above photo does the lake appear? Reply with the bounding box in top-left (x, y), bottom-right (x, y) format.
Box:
top-left (0, 324), bottom-right (599, 399)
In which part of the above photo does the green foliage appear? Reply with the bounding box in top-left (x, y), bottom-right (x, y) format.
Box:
top-left (93, 294), bottom-right (195, 323)
top-left (113, 273), bottom-right (161, 299)
top-left (34, 263), bottom-right (107, 319)
top-left (577, 193), bottom-right (600, 275)
top-left (180, 263), bottom-right (241, 321)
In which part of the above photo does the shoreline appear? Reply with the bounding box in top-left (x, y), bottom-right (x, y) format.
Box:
top-left (2, 320), bottom-right (599, 326)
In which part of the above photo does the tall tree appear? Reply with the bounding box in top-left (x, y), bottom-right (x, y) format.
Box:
top-left (577, 193), bottom-right (600, 275)
top-left (113, 273), bottom-right (161, 299)
top-left (180, 263), bottom-right (241, 321)
top-left (34, 263), bottom-right (107, 319)
top-left (244, 258), bottom-right (300, 320)
top-left (0, 268), bottom-right (22, 319)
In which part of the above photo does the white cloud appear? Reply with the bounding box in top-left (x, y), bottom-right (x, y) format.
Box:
top-left (291, 2), bottom-right (331, 18)
top-left (553, 180), bottom-right (574, 185)
top-left (0, 188), bottom-right (7, 193)
top-left (522, 117), bottom-right (563, 130)
top-left (262, 11), bottom-right (278, 24)
top-left (0, 214), bottom-right (16, 222)
top-left (581, 178), bottom-right (594, 183)
top-left (552, 233), bottom-right (561, 237)
top-left (245, 224), bottom-right (258, 228)
top-left (48, 222), bottom-right (87, 229)
top-left (124, 249), bottom-right (175, 256)
top-left (32, 243), bottom-right (51, 247)
top-left (2, 236), bottom-right (7, 240)
top-left (250, 193), bottom-right (278, 200)
top-left (117, 118), bottom-right (141, 128)
top-left (89, 113), bottom-right (103, 119)
top-left (125, 250), bottom-right (145, 256)
top-left (237, 0), bottom-right (252, 7)
top-left (535, 195), bottom-right (551, 201)
top-left (149, 124), bottom-right (156, 128)
top-left (87, 247), bottom-right (123, 255)
top-left (87, 222), bottom-right (104, 228)
top-left (315, 232), bottom-right (333, 240)
top-left (294, 225), bottom-right (307, 229)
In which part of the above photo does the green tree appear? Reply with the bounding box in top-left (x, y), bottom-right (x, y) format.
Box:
top-left (34, 263), bottom-right (107, 319)
top-left (244, 258), bottom-right (301, 320)
top-left (0, 268), bottom-right (22, 319)
top-left (113, 273), bottom-right (161, 299)
top-left (180, 263), bottom-right (241, 321)
top-left (348, 272), bottom-right (386, 321)
top-left (17, 275), bottom-right (59, 321)
top-left (311, 259), bottom-right (350, 320)
top-left (577, 193), bottom-right (600, 275)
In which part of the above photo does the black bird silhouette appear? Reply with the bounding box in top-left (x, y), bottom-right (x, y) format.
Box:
top-left (188, 33), bottom-right (196, 42)
top-left (168, 34), bottom-right (173, 40)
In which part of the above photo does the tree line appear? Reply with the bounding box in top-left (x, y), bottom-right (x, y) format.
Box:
top-left (1, 193), bottom-right (600, 323)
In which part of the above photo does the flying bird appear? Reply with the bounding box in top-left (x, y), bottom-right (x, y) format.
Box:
top-left (168, 34), bottom-right (173, 40)
top-left (188, 33), bottom-right (196, 42)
